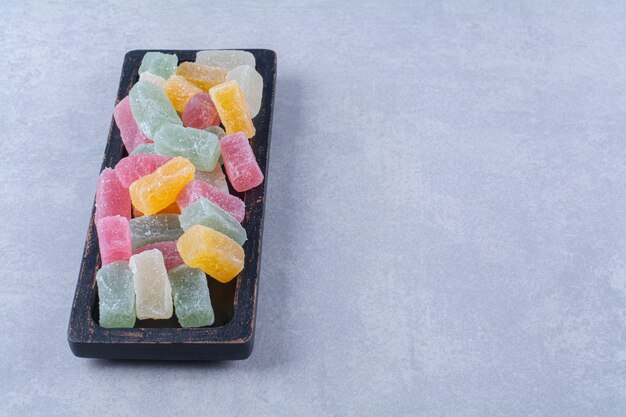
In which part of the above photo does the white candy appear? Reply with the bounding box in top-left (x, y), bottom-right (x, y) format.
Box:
top-left (226, 65), bottom-right (263, 118)
top-left (195, 50), bottom-right (255, 71)
top-left (139, 71), bottom-right (167, 88)
top-left (129, 249), bottom-right (173, 320)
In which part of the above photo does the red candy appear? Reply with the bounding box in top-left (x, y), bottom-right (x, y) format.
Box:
top-left (96, 215), bottom-right (132, 265)
top-left (113, 96), bottom-right (151, 153)
top-left (133, 241), bottom-right (184, 270)
top-left (181, 93), bottom-right (220, 130)
top-left (95, 168), bottom-right (131, 223)
top-left (220, 132), bottom-right (264, 192)
top-left (114, 154), bottom-right (172, 188)
top-left (176, 179), bottom-right (245, 223)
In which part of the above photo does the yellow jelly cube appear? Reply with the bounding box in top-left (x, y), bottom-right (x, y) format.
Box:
top-left (209, 80), bottom-right (256, 138)
top-left (132, 201), bottom-right (181, 217)
top-left (176, 62), bottom-right (227, 92)
top-left (129, 157), bottom-right (195, 215)
top-left (176, 224), bottom-right (244, 283)
top-left (164, 75), bottom-right (203, 112)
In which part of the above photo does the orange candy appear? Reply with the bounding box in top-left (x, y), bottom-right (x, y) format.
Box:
top-left (209, 80), bottom-right (255, 138)
top-left (176, 62), bottom-right (227, 92)
top-left (163, 75), bottom-right (203, 112)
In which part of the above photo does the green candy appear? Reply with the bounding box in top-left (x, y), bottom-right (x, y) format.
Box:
top-left (204, 125), bottom-right (226, 139)
top-left (138, 52), bottom-right (177, 79)
top-left (96, 261), bottom-right (136, 328)
top-left (130, 143), bottom-right (156, 155)
top-left (129, 214), bottom-right (183, 250)
top-left (129, 80), bottom-right (181, 139)
top-left (179, 198), bottom-right (247, 246)
top-left (168, 265), bottom-right (214, 328)
top-left (153, 125), bottom-right (220, 171)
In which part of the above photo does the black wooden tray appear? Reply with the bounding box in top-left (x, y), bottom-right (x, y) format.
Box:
top-left (68, 49), bottom-right (276, 360)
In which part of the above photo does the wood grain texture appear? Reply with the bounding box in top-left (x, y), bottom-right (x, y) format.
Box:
top-left (68, 49), bottom-right (277, 360)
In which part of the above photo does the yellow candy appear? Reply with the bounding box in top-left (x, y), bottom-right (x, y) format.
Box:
top-left (163, 75), bottom-right (203, 112)
top-left (132, 201), bottom-right (181, 217)
top-left (176, 224), bottom-right (244, 283)
top-left (129, 157), bottom-right (195, 215)
top-left (176, 62), bottom-right (227, 92)
top-left (209, 80), bottom-right (256, 138)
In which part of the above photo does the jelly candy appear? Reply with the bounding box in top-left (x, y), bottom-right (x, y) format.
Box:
top-left (129, 80), bottom-right (181, 139)
top-left (220, 132), bottom-right (264, 192)
top-left (130, 249), bottom-right (173, 320)
top-left (168, 265), bottom-right (214, 328)
top-left (177, 179), bottom-right (245, 223)
top-left (153, 125), bottom-right (220, 171)
top-left (129, 156), bottom-right (195, 215)
top-left (129, 214), bottom-right (183, 250)
top-left (138, 52), bottom-right (177, 79)
top-left (209, 80), bottom-right (255, 138)
top-left (96, 261), bottom-right (136, 328)
top-left (177, 224), bottom-right (244, 283)
top-left (133, 241), bottom-right (184, 271)
top-left (95, 168), bottom-right (131, 223)
top-left (176, 62), bottom-right (226, 92)
top-left (195, 50), bottom-right (255, 71)
top-left (130, 143), bottom-right (156, 155)
top-left (181, 93), bottom-right (220, 129)
top-left (226, 65), bottom-right (263, 118)
top-left (114, 154), bottom-right (172, 188)
top-left (195, 164), bottom-right (229, 194)
top-left (113, 96), bottom-right (150, 153)
top-left (139, 71), bottom-right (167, 88)
top-left (96, 215), bottom-right (132, 265)
top-left (163, 75), bottom-right (203, 113)
top-left (132, 201), bottom-right (180, 218)
top-left (179, 198), bottom-right (247, 245)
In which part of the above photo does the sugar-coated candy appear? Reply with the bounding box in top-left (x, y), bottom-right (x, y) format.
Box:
top-left (129, 214), bottom-right (183, 250)
top-left (195, 50), bottom-right (255, 71)
top-left (133, 241), bottom-right (184, 271)
top-left (129, 80), bottom-right (181, 139)
top-left (168, 265), bottom-right (215, 328)
top-left (195, 164), bottom-right (229, 194)
top-left (130, 143), bottom-right (156, 155)
top-left (177, 179), bottom-right (245, 223)
top-left (139, 71), bottom-right (167, 88)
top-left (96, 261), bottom-right (136, 328)
top-left (96, 215), bottom-right (132, 265)
top-left (176, 62), bottom-right (226, 92)
top-left (204, 125), bottom-right (226, 139)
top-left (132, 201), bottom-right (180, 217)
top-left (226, 65), bottom-right (263, 118)
top-left (129, 157), bottom-right (195, 215)
top-left (138, 52), bottom-right (177, 79)
top-left (209, 80), bottom-right (256, 138)
top-left (220, 132), bottom-right (264, 192)
top-left (113, 96), bottom-right (151, 153)
top-left (130, 249), bottom-right (173, 320)
top-left (177, 225), bottom-right (244, 283)
top-left (95, 168), bottom-right (131, 223)
top-left (153, 125), bottom-right (220, 171)
top-left (180, 198), bottom-right (247, 245)
top-left (163, 75), bottom-right (203, 113)
top-left (114, 154), bottom-right (172, 188)
top-left (181, 93), bottom-right (220, 129)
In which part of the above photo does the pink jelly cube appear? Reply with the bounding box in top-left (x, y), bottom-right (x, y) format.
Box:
top-left (181, 93), bottom-right (220, 130)
top-left (95, 168), bottom-right (131, 223)
top-left (133, 241), bottom-right (184, 270)
top-left (96, 215), bottom-right (132, 265)
top-left (114, 154), bottom-right (172, 188)
top-left (177, 179), bottom-right (245, 223)
top-left (220, 132), bottom-right (264, 192)
top-left (113, 96), bottom-right (151, 153)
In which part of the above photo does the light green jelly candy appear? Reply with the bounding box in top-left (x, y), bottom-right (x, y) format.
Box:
top-left (129, 214), bottom-right (183, 250)
top-left (138, 52), bottom-right (178, 79)
top-left (129, 80), bottom-right (181, 139)
top-left (179, 198), bottom-right (247, 246)
top-left (96, 261), bottom-right (136, 328)
top-left (153, 125), bottom-right (220, 171)
top-left (130, 143), bottom-right (156, 155)
top-left (168, 265), bottom-right (214, 328)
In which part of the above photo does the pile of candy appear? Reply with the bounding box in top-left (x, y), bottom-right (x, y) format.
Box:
top-left (95, 50), bottom-right (264, 328)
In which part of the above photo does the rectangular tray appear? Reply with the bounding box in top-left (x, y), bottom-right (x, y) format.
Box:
top-left (68, 49), bottom-right (276, 360)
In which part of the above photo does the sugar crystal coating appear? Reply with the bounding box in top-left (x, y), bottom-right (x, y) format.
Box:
top-left (139, 71), bottom-right (167, 88)
top-left (153, 125), bottom-right (220, 171)
top-left (181, 93), bottom-right (221, 129)
top-left (179, 198), bottom-right (247, 245)
top-left (163, 75), bottom-right (203, 113)
top-left (132, 201), bottom-right (180, 218)
top-left (176, 62), bottom-right (226, 92)
top-left (134, 241), bottom-right (184, 271)
top-left (195, 164), bottom-right (229, 194)
top-left (130, 143), bottom-right (156, 155)
top-left (96, 215), bottom-right (132, 265)
top-left (177, 225), bottom-right (244, 283)
top-left (96, 261), bottom-right (136, 328)
top-left (113, 96), bottom-right (151, 153)
top-left (168, 265), bottom-right (215, 328)
top-left (226, 65), bottom-right (263, 118)
top-left (177, 179), bottom-right (245, 223)
top-left (95, 168), bottom-right (131, 223)
top-left (195, 50), bottom-right (256, 71)
top-left (130, 249), bottom-right (173, 320)
top-left (114, 154), bottom-right (172, 188)
top-left (138, 52), bottom-right (178, 79)
top-left (220, 132), bottom-right (264, 192)
top-left (129, 214), bottom-right (183, 251)
top-left (209, 80), bottom-right (256, 138)
top-left (129, 80), bottom-right (181, 139)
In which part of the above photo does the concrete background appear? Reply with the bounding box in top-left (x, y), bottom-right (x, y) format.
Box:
top-left (1, 1), bottom-right (625, 416)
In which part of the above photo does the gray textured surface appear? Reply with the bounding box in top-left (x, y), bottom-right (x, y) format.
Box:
top-left (1, 1), bottom-right (625, 416)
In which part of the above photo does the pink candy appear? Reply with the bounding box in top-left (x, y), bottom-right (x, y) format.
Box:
top-left (96, 215), bottom-right (132, 265)
top-left (181, 93), bottom-right (220, 130)
top-left (220, 133), bottom-right (264, 192)
top-left (114, 154), bottom-right (172, 188)
top-left (113, 96), bottom-right (151, 153)
top-left (95, 168), bottom-right (131, 223)
top-left (133, 241), bottom-right (184, 270)
top-left (177, 179), bottom-right (245, 223)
